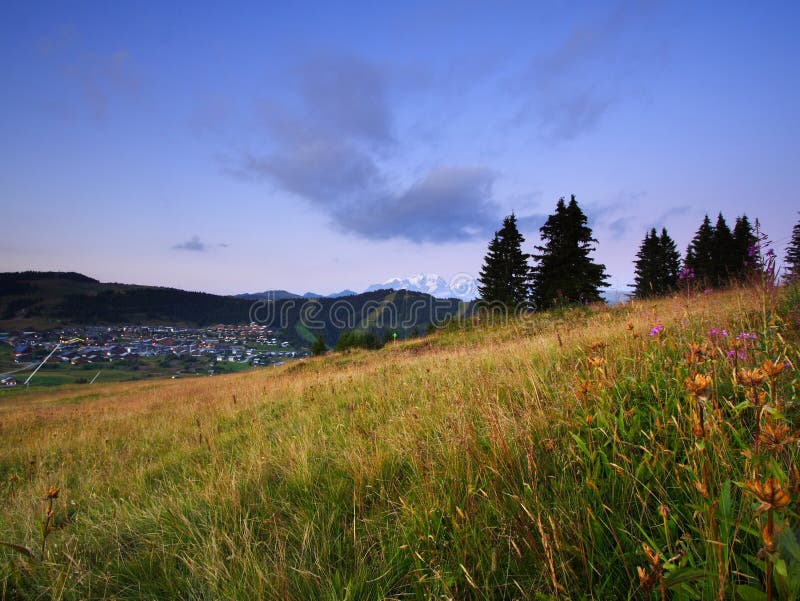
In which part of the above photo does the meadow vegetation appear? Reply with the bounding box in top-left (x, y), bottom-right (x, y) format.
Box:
top-left (1, 282), bottom-right (799, 599)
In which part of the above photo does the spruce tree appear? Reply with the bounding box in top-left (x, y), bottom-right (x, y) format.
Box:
top-left (477, 213), bottom-right (531, 309)
top-left (684, 215), bottom-right (715, 285)
top-left (530, 195), bottom-right (609, 308)
top-left (633, 229), bottom-right (661, 298)
top-left (733, 215), bottom-right (757, 281)
top-left (658, 228), bottom-right (682, 291)
top-left (784, 214), bottom-right (800, 282)
top-left (710, 213), bottom-right (736, 285)
top-left (633, 227), bottom-right (681, 298)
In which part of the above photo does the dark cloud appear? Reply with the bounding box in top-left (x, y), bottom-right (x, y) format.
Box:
top-left (237, 54), bottom-right (501, 243)
top-left (242, 140), bottom-right (382, 203)
top-left (172, 236), bottom-right (208, 252)
top-left (341, 167), bottom-right (499, 243)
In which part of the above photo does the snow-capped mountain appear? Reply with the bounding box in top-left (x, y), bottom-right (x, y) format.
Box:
top-left (364, 273), bottom-right (475, 299)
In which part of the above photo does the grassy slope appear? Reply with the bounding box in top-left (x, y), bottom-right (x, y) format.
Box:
top-left (1, 286), bottom-right (799, 599)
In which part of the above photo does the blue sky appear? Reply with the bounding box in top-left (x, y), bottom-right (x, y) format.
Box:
top-left (2, 1), bottom-right (798, 295)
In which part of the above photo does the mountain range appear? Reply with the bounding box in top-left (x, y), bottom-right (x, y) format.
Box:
top-left (0, 272), bottom-right (473, 349)
top-left (238, 273), bottom-right (475, 301)
top-left (238, 273), bottom-right (628, 304)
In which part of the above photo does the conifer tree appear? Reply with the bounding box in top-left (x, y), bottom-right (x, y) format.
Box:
top-left (658, 228), bottom-right (682, 290)
top-left (530, 195), bottom-right (609, 308)
top-left (310, 335), bottom-right (327, 356)
top-left (784, 214), bottom-right (800, 282)
top-left (633, 227), bottom-right (681, 298)
top-left (633, 229), bottom-right (660, 298)
top-left (477, 213), bottom-right (531, 309)
top-left (710, 213), bottom-right (736, 285)
top-left (733, 215), bottom-right (757, 280)
top-left (684, 215), bottom-right (715, 285)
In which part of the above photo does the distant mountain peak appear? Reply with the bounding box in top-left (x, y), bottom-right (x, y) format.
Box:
top-left (364, 273), bottom-right (474, 299)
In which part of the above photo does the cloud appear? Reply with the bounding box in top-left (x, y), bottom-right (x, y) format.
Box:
top-left (607, 217), bottom-right (634, 240)
top-left (341, 166), bottom-right (499, 243)
top-left (75, 51), bottom-right (141, 120)
top-left (172, 236), bottom-right (209, 252)
top-left (516, 213), bottom-right (548, 234)
top-left (513, 1), bottom-right (665, 142)
top-left (237, 54), bottom-right (501, 243)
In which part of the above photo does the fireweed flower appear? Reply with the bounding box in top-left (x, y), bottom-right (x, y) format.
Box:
top-left (649, 324), bottom-right (664, 337)
top-left (679, 267), bottom-right (695, 281)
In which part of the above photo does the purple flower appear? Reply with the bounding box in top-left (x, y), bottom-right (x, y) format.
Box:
top-left (709, 328), bottom-right (718, 336)
top-left (679, 267), bottom-right (695, 281)
top-left (649, 324), bottom-right (664, 337)
top-left (736, 332), bottom-right (757, 341)
top-left (703, 288), bottom-right (713, 295)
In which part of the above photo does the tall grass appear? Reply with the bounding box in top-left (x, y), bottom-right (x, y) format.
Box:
top-left (1, 284), bottom-right (798, 599)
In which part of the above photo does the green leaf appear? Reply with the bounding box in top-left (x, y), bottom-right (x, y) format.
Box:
top-left (735, 584), bottom-right (767, 601)
top-left (663, 567), bottom-right (706, 587)
top-left (774, 558), bottom-right (788, 579)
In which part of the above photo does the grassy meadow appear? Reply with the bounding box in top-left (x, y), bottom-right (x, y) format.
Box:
top-left (1, 284), bottom-right (799, 599)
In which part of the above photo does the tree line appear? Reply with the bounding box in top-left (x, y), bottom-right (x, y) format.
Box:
top-left (478, 198), bottom-right (800, 307)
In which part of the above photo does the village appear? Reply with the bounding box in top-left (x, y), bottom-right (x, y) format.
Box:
top-left (0, 323), bottom-right (307, 387)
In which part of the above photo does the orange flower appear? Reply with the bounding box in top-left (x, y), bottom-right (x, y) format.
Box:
top-left (761, 359), bottom-right (786, 379)
top-left (744, 478), bottom-right (791, 513)
top-left (588, 340), bottom-right (607, 352)
top-left (738, 368), bottom-right (767, 387)
top-left (587, 356), bottom-right (606, 369)
top-left (685, 373), bottom-right (712, 398)
top-left (44, 486), bottom-right (59, 500)
top-left (758, 422), bottom-right (797, 452)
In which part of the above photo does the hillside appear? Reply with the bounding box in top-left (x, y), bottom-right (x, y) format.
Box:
top-left (0, 272), bottom-right (471, 348)
top-left (1, 284), bottom-right (798, 599)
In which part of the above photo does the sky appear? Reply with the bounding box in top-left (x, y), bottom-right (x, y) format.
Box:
top-left (1, 1), bottom-right (798, 296)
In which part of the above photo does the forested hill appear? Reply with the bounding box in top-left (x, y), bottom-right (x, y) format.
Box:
top-left (0, 272), bottom-right (472, 347)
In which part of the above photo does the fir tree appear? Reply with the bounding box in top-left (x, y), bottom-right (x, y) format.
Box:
top-left (784, 214), bottom-right (800, 282)
top-left (684, 215), bottom-right (715, 285)
top-left (633, 227), bottom-right (681, 298)
top-left (710, 213), bottom-right (736, 285)
top-left (530, 195), bottom-right (609, 308)
top-left (477, 213), bottom-right (531, 309)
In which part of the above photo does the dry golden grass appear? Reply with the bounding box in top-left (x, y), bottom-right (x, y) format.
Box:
top-left (1, 285), bottom-right (798, 599)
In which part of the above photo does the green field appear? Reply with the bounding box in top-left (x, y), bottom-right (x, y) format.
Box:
top-left (0, 350), bottom-right (262, 392)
